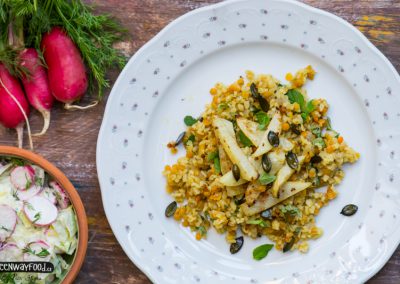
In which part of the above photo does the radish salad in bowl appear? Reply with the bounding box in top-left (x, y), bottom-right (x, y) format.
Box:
top-left (0, 157), bottom-right (78, 284)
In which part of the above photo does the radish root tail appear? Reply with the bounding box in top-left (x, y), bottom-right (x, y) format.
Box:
top-left (64, 100), bottom-right (98, 110)
top-left (0, 78), bottom-right (33, 150)
top-left (33, 110), bottom-right (51, 137)
top-left (16, 126), bottom-right (23, 148)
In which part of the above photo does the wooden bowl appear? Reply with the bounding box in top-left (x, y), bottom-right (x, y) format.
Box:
top-left (0, 146), bottom-right (88, 284)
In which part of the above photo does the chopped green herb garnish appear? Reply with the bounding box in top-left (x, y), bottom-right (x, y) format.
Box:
top-left (0, 225), bottom-right (10, 232)
top-left (185, 134), bottom-right (195, 145)
top-left (285, 89), bottom-right (315, 121)
top-left (313, 137), bottom-right (326, 149)
top-left (217, 103), bottom-right (229, 111)
top-left (258, 173), bottom-right (276, 185)
top-left (207, 151), bottom-right (219, 162)
top-left (184, 115), bottom-right (198, 126)
top-left (326, 117), bottom-right (340, 137)
top-left (197, 226), bottom-right (207, 236)
top-left (280, 205), bottom-right (301, 217)
top-left (255, 111), bottom-right (271, 130)
top-left (36, 248), bottom-right (50, 258)
top-left (214, 157), bottom-right (221, 174)
top-left (310, 125), bottom-right (322, 137)
top-left (238, 130), bottom-right (253, 147)
top-left (11, 190), bottom-right (19, 201)
top-left (25, 174), bottom-right (32, 189)
top-left (246, 219), bottom-right (267, 227)
top-left (32, 212), bottom-right (41, 223)
top-left (253, 244), bottom-right (274, 260)
top-left (35, 176), bottom-right (43, 186)
top-left (24, 202), bottom-right (34, 211)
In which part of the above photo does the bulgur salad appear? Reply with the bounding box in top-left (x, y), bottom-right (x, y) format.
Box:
top-left (164, 66), bottom-right (359, 257)
top-left (0, 157), bottom-right (78, 283)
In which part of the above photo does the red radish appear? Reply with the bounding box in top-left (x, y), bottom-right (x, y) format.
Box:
top-left (10, 166), bottom-right (35, 190)
top-left (0, 63), bottom-right (33, 149)
top-left (50, 181), bottom-right (70, 209)
top-left (0, 205), bottom-right (17, 242)
top-left (41, 27), bottom-right (96, 109)
top-left (0, 243), bottom-right (22, 261)
top-left (17, 185), bottom-right (42, 201)
top-left (24, 196), bottom-right (58, 226)
top-left (31, 165), bottom-right (45, 186)
top-left (39, 187), bottom-right (57, 204)
top-left (23, 240), bottom-right (51, 262)
top-left (19, 48), bottom-right (54, 136)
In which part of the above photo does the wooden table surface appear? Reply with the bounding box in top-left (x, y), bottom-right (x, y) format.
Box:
top-left (0, 0), bottom-right (399, 283)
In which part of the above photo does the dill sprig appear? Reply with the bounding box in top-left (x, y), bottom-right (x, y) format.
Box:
top-left (1, 0), bottom-right (127, 99)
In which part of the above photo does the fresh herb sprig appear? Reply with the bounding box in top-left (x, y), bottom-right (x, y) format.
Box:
top-left (0, 0), bottom-right (127, 98)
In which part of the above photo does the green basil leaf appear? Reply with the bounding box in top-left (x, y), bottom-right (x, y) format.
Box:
top-left (214, 157), bottom-right (221, 174)
top-left (305, 100), bottom-right (315, 113)
top-left (285, 89), bottom-right (305, 111)
top-left (259, 173), bottom-right (276, 185)
top-left (184, 115), bottom-right (198, 126)
top-left (255, 111), bottom-right (271, 130)
top-left (253, 244), bottom-right (274, 260)
top-left (280, 205), bottom-right (302, 217)
top-left (238, 130), bottom-right (253, 147)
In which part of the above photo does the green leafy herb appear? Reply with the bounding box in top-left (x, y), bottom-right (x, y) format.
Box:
top-left (313, 137), bottom-right (326, 149)
top-left (1, 0), bottom-right (127, 98)
top-left (197, 226), bottom-right (207, 236)
top-left (184, 115), bottom-right (198, 126)
top-left (0, 225), bottom-right (11, 232)
top-left (285, 89), bottom-right (315, 121)
top-left (326, 117), bottom-right (340, 138)
top-left (253, 244), bottom-right (274, 260)
top-left (280, 205), bottom-right (301, 217)
top-left (0, 272), bottom-right (16, 284)
top-left (35, 176), bottom-right (43, 186)
top-left (32, 212), bottom-right (41, 223)
top-left (11, 189), bottom-right (19, 201)
top-left (36, 248), bottom-right (50, 258)
top-left (258, 173), bottom-right (276, 185)
top-left (217, 103), bottom-right (229, 111)
top-left (25, 174), bottom-right (32, 189)
top-left (310, 125), bottom-right (321, 137)
top-left (214, 156), bottom-right (221, 174)
top-left (185, 134), bottom-right (195, 145)
top-left (255, 111), bottom-right (271, 130)
top-left (246, 219), bottom-right (267, 227)
top-left (207, 151), bottom-right (219, 162)
top-left (238, 130), bottom-right (253, 147)
top-left (24, 201), bottom-right (34, 211)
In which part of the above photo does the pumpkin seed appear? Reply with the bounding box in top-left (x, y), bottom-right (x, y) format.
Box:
top-left (258, 97), bottom-right (270, 112)
top-left (310, 155), bottom-right (322, 164)
top-left (261, 209), bottom-right (272, 220)
top-left (267, 131), bottom-right (279, 147)
top-left (283, 227), bottom-right (301, 252)
top-left (286, 151), bottom-right (299, 169)
top-left (261, 154), bottom-right (272, 173)
top-left (230, 236), bottom-right (244, 254)
top-left (340, 204), bottom-right (358, 216)
top-left (250, 83), bottom-right (260, 99)
top-left (290, 124), bottom-right (301, 135)
top-left (174, 131), bottom-right (186, 146)
top-left (165, 201), bottom-right (177, 217)
top-left (232, 164), bottom-right (241, 181)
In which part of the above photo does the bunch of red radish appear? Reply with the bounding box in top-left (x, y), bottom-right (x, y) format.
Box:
top-left (0, 27), bottom-right (94, 149)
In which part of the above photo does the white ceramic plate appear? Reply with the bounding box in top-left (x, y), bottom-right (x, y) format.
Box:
top-left (96, 0), bottom-right (400, 283)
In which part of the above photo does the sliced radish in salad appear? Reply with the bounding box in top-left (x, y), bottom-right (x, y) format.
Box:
top-left (0, 243), bottom-right (22, 261)
top-left (39, 187), bottom-right (57, 204)
top-left (31, 165), bottom-right (45, 186)
top-left (17, 185), bottom-right (42, 201)
top-left (23, 240), bottom-right (51, 262)
top-left (10, 166), bottom-right (35, 190)
top-left (50, 181), bottom-right (70, 209)
top-left (0, 205), bottom-right (17, 242)
top-left (24, 196), bottom-right (58, 226)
